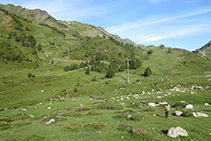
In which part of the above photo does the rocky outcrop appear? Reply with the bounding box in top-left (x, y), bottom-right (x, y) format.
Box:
top-left (148, 103), bottom-right (156, 107)
top-left (175, 111), bottom-right (183, 116)
top-left (193, 112), bottom-right (208, 117)
top-left (167, 126), bottom-right (188, 138)
top-left (185, 104), bottom-right (193, 109)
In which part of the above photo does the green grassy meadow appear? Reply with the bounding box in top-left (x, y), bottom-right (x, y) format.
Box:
top-left (0, 4), bottom-right (211, 140)
top-left (0, 58), bottom-right (211, 141)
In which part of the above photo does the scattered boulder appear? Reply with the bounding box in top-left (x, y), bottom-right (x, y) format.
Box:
top-left (46, 119), bottom-right (55, 125)
top-left (148, 103), bottom-right (156, 107)
top-left (50, 98), bottom-right (58, 101)
top-left (29, 115), bottom-right (34, 118)
top-left (156, 96), bottom-right (162, 99)
top-left (167, 126), bottom-right (188, 138)
top-left (160, 101), bottom-right (168, 105)
top-left (80, 104), bottom-right (85, 107)
top-left (185, 104), bottom-right (193, 109)
top-left (193, 112), bottom-right (208, 117)
top-left (175, 111), bottom-right (183, 116)
top-left (204, 103), bottom-right (210, 106)
top-left (191, 86), bottom-right (203, 90)
top-left (180, 101), bottom-right (187, 104)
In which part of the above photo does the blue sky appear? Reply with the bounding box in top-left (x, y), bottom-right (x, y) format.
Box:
top-left (1, 0), bottom-right (211, 51)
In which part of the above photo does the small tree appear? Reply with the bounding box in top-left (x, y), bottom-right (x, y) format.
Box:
top-left (147, 49), bottom-right (153, 54)
top-left (85, 66), bottom-right (90, 75)
top-left (160, 44), bottom-right (165, 49)
top-left (37, 43), bottom-right (42, 51)
top-left (74, 88), bottom-right (78, 92)
top-left (28, 72), bottom-right (32, 78)
top-left (28, 72), bottom-right (35, 78)
top-left (64, 65), bottom-right (70, 72)
top-left (106, 69), bottom-right (115, 78)
top-left (79, 62), bottom-right (86, 68)
top-left (144, 67), bottom-right (152, 77)
top-left (118, 64), bottom-right (125, 72)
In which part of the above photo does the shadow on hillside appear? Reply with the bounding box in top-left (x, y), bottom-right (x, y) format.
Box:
top-left (116, 75), bottom-right (127, 82)
top-left (156, 114), bottom-right (165, 118)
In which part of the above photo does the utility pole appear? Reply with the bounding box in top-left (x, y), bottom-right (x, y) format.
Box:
top-left (125, 58), bottom-right (131, 83)
top-left (86, 58), bottom-right (90, 66)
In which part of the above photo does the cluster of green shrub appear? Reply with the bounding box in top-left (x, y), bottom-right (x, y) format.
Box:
top-left (15, 33), bottom-right (37, 48)
top-left (63, 50), bottom-right (142, 78)
top-left (64, 62), bottom-right (87, 72)
top-left (28, 72), bottom-right (35, 78)
top-left (0, 44), bottom-right (26, 62)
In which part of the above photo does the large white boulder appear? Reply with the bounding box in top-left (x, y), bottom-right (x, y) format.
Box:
top-left (193, 112), bottom-right (208, 117)
top-left (193, 112), bottom-right (198, 117)
top-left (167, 126), bottom-right (188, 138)
top-left (185, 104), bottom-right (194, 109)
top-left (175, 111), bottom-right (183, 116)
top-left (204, 103), bottom-right (209, 106)
top-left (148, 103), bottom-right (156, 107)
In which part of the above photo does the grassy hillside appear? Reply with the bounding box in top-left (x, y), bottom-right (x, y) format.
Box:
top-left (0, 3), bottom-right (211, 141)
top-left (1, 57), bottom-right (211, 140)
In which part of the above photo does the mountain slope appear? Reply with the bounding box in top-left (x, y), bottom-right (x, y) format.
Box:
top-left (0, 4), bottom-right (139, 66)
top-left (1, 3), bottom-right (211, 76)
top-left (193, 40), bottom-right (211, 59)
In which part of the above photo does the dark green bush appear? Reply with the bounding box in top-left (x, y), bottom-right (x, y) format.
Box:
top-left (143, 67), bottom-right (152, 77)
top-left (117, 124), bottom-right (133, 131)
top-left (106, 69), bottom-right (115, 78)
top-left (128, 114), bottom-right (144, 121)
top-left (86, 111), bottom-right (101, 116)
top-left (127, 128), bottom-right (152, 140)
top-left (64, 123), bottom-right (80, 132)
top-left (172, 103), bottom-right (186, 108)
top-left (83, 122), bottom-right (105, 130)
top-left (0, 121), bottom-right (11, 131)
top-left (181, 110), bottom-right (193, 117)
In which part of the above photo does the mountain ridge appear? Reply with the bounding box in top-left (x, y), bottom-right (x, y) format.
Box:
top-left (0, 4), bottom-right (135, 45)
top-left (0, 3), bottom-right (142, 66)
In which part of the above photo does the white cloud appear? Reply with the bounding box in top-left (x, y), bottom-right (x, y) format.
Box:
top-left (142, 27), bottom-right (199, 42)
top-left (130, 23), bottom-right (211, 44)
top-left (108, 8), bottom-right (211, 33)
